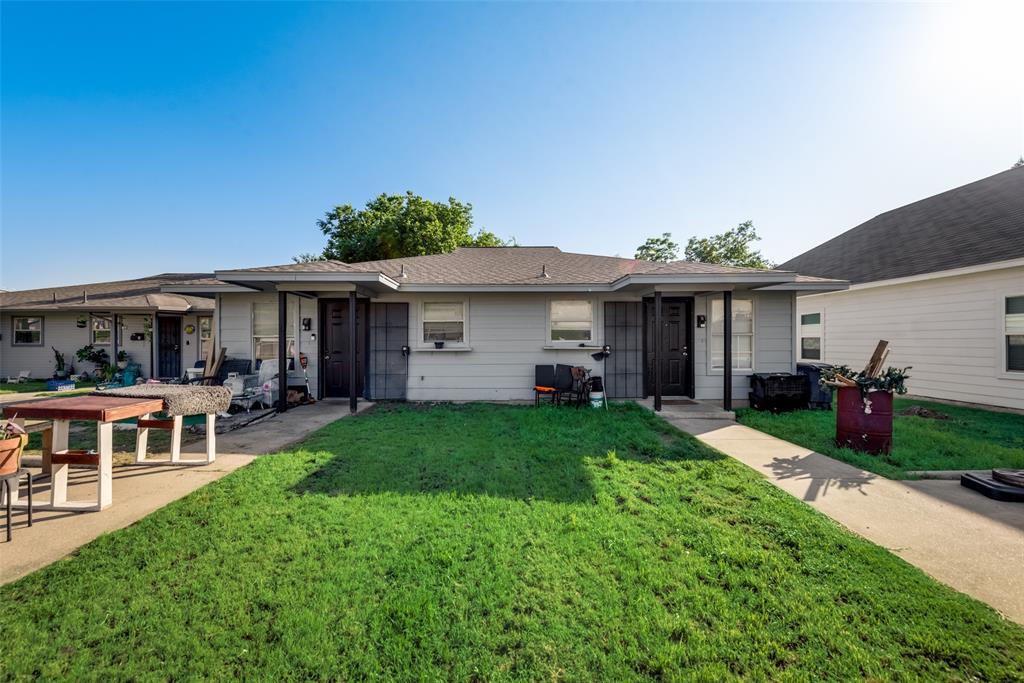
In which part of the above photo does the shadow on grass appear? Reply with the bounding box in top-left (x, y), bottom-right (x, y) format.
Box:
top-left (291, 401), bottom-right (724, 504)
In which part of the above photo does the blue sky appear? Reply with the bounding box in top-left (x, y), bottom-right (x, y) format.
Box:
top-left (2, 1), bottom-right (1021, 290)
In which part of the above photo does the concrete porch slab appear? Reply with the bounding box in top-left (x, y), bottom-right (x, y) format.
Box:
top-left (1, 399), bottom-right (373, 584)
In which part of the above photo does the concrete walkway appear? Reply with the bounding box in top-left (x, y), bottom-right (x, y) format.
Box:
top-left (1, 399), bottom-right (372, 584)
top-left (652, 410), bottom-right (1024, 625)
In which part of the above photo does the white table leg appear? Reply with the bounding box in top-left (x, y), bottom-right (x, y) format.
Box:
top-left (50, 419), bottom-right (70, 506)
top-left (169, 415), bottom-right (183, 463)
top-left (205, 413), bottom-right (216, 464)
top-left (96, 421), bottom-right (113, 510)
top-left (135, 412), bottom-right (151, 463)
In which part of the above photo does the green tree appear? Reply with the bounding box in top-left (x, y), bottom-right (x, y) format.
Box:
top-left (634, 233), bottom-right (679, 262)
top-left (300, 192), bottom-right (506, 263)
top-left (684, 220), bottom-right (774, 269)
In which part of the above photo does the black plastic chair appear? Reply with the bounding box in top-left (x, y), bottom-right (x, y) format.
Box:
top-left (553, 364), bottom-right (575, 404)
top-left (1, 468), bottom-right (32, 542)
top-left (534, 365), bottom-right (557, 406)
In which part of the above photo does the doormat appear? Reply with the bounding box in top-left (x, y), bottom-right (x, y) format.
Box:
top-left (661, 399), bottom-right (698, 405)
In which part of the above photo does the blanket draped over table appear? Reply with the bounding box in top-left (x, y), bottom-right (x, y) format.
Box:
top-left (98, 385), bottom-right (231, 416)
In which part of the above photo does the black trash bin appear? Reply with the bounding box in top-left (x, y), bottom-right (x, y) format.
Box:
top-left (748, 373), bottom-right (809, 413)
top-left (796, 362), bottom-right (833, 410)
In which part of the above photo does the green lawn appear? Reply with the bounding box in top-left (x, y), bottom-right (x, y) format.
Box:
top-left (737, 398), bottom-right (1024, 479)
top-left (2, 403), bottom-right (1022, 680)
top-left (0, 379), bottom-right (97, 395)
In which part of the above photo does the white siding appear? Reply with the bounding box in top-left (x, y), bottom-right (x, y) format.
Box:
top-left (215, 292), bottom-right (317, 381)
top-left (692, 291), bottom-right (795, 403)
top-left (216, 289), bottom-right (797, 404)
top-left (797, 266), bottom-right (1024, 410)
top-left (0, 312), bottom-right (156, 379)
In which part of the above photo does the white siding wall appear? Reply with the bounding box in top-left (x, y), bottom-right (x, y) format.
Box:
top-left (215, 292), bottom-right (317, 381)
top-left (797, 266), bottom-right (1024, 410)
top-left (216, 289), bottom-right (797, 403)
top-left (691, 291), bottom-right (795, 403)
top-left (0, 312), bottom-right (157, 379)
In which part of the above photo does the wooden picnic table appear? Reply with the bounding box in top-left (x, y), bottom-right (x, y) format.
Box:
top-left (2, 395), bottom-right (163, 512)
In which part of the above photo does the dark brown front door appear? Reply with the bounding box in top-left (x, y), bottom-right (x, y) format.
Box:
top-left (157, 316), bottom-right (181, 378)
top-left (321, 299), bottom-right (366, 398)
top-left (646, 298), bottom-right (693, 397)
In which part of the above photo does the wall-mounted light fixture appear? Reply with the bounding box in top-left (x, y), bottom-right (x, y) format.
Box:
top-left (401, 345), bottom-right (411, 357)
top-left (302, 317), bottom-right (312, 331)
top-left (696, 314), bottom-right (707, 328)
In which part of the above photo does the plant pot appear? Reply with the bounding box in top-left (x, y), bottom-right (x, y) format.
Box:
top-left (0, 434), bottom-right (28, 477)
top-left (434, 341), bottom-right (445, 349)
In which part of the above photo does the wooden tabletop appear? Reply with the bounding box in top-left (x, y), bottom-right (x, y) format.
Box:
top-left (1, 395), bottom-right (165, 422)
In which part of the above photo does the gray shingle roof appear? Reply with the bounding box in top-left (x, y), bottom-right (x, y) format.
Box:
top-left (221, 247), bottom-right (815, 286)
top-left (779, 166), bottom-right (1024, 284)
top-left (0, 273), bottom-right (215, 312)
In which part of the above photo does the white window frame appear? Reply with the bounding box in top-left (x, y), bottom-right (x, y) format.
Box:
top-left (91, 314), bottom-right (112, 346)
top-left (707, 295), bottom-right (755, 374)
top-left (11, 316), bottom-right (44, 346)
top-left (252, 301), bottom-right (296, 366)
top-left (999, 292), bottom-right (1024, 379)
top-left (546, 298), bottom-right (596, 346)
top-left (420, 300), bottom-right (468, 348)
top-left (799, 310), bottom-right (824, 362)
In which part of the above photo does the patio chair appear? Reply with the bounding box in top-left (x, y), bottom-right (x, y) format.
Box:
top-left (4, 371), bottom-right (30, 385)
top-left (0, 468), bottom-right (32, 542)
top-left (534, 365), bottom-right (558, 406)
top-left (553, 364), bottom-right (575, 404)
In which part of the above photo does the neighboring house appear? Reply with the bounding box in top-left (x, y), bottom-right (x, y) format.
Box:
top-left (780, 166), bottom-right (1024, 410)
top-left (166, 247), bottom-right (845, 410)
top-left (0, 274), bottom-right (215, 381)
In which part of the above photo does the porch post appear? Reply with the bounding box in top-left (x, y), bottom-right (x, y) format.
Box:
top-left (112, 314), bottom-right (119, 372)
top-left (152, 315), bottom-right (159, 379)
top-left (654, 291), bottom-right (662, 412)
top-left (723, 290), bottom-right (733, 411)
top-left (348, 291), bottom-right (358, 414)
top-left (278, 291), bottom-right (288, 413)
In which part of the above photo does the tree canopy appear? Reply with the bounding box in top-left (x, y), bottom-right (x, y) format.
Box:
top-left (297, 192), bottom-right (506, 263)
top-left (634, 233), bottom-right (679, 262)
top-left (684, 220), bottom-right (774, 269)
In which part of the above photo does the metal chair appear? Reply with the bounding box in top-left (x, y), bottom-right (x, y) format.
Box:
top-left (534, 365), bottom-right (558, 406)
top-left (1, 468), bottom-right (32, 542)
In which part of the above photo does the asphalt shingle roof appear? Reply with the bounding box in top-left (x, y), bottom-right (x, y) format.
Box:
top-left (222, 247), bottom-right (816, 286)
top-left (0, 273), bottom-right (215, 312)
top-left (779, 166), bottom-right (1024, 284)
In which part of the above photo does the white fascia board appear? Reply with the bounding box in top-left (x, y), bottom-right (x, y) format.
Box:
top-left (755, 282), bottom-right (850, 292)
top-left (396, 283), bottom-right (615, 292)
top-left (160, 283), bottom-right (260, 294)
top-left (615, 273), bottom-right (796, 288)
top-left (214, 271), bottom-right (400, 290)
top-left (844, 257), bottom-right (1024, 291)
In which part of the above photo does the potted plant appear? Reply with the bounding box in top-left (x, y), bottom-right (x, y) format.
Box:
top-left (433, 341), bottom-right (445, 349)
top-left (0, 417), bottom-right (28, 477)
top-left (52, 347), bottom-right (67, 379)
top-left (117, 350), bottom-right (130, 369)
top-left (76, 344), bottom-right (110, 373)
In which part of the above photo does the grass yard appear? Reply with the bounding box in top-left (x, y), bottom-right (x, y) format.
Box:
top-left (737, 398), bottom-right (1024, 479)
top-left (0, 380), bottom-right (97, 395)
top-left (2, 403), bottom-right (1022, 680)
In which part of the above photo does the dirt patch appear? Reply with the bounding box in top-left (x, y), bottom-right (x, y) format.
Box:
top-left (898, 406), bottom-right (951, 420)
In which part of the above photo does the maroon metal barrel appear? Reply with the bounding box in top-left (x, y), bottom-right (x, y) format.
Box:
top-left (835, 387), bottom-right (893, 454)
